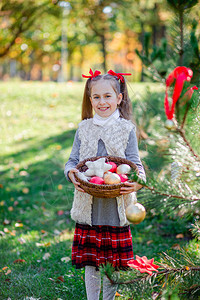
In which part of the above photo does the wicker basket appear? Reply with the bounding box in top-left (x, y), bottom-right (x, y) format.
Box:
top-left (74, 156), bottom-right (138, 198)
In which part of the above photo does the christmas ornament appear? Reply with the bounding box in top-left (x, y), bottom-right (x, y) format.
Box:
top-left (106, 162), bottom-right (117, 173)
top-left (125, 203), bottom-right (146, 224)
top-left (84, 158), bottom-right (112, 178)
top-left (89, 176), bottom-right (105, 185)
top-left (165, 119), bottom-right (176, 130)
top-left (104, 173), bottom-right (121, 184)
top-left (128, 255), bottom-right (159, 275)
top-left (77, 172), bottom-right (90, 182)
top-left (116, 164), bottom-right (131, 175)
top-left (118, 174), bottom-right (128, 182)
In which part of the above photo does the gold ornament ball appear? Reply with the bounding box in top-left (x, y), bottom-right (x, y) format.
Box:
top-left (125, 203), bottom-right (146, 224)
top-left (165, 119), bottom-right (175, 130)
top-left (104, 173), bottom-right (121, 184)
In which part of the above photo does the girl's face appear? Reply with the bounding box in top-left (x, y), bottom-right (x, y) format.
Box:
top-left (90, 80), bottom-right (122, 118)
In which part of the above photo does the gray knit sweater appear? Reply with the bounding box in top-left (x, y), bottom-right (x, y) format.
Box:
top-left (65, 128), bottom-right (146, 226)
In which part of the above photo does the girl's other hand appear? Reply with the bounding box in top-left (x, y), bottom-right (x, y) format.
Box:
top-left (68, 168), bottom-right (85, 193)
top-left (120, 181), bottom-right (143, 194)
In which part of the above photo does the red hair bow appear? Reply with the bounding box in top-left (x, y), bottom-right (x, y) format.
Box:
top-left (82, 68), bottom-right (101, 79)
top-left (107, 70), bottom-right (132, 83)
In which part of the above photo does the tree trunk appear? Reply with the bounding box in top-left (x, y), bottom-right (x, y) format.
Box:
top-left (101, 34), bottom-right (107, 73)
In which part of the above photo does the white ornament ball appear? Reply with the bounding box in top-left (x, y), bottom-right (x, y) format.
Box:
top-left (116, 164), bottom-right (131, 175)
top-left (165, 119), bottom-right (176, 130)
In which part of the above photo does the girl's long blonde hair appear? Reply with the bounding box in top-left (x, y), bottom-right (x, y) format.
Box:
top-left (81, 74), bottom-right (133, 121)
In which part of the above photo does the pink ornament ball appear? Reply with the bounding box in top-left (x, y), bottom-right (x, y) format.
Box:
top-left (118, 174), bottom-right (128, 182)
top-left (106, 162), bottom-right (117, 173)
top-left (89, 176), bottom-right (105, 185)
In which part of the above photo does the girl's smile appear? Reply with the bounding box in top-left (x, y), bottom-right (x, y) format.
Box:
top-left (90, 80), bottom-right (122, 118)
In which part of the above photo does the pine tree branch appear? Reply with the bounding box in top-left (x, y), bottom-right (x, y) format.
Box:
top-left (129, 172), bottom-right (200, 203)
top-left (176, 127), bottom-right (200, 160)
top-left (105, 266), bottom-right (200, 285)
top-left (180, 102), bottom-right (190, 129)
top-left (144, 185), bottom-right (200, 202)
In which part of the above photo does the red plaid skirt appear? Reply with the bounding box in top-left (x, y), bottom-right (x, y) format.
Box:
top-left (72, 223), bottom-right (134, 270)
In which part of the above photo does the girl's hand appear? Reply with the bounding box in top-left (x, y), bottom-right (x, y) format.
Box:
top-left (120, 181), bottom-right (143, 194)
top-left (68, 168), bottom-right (85, 193)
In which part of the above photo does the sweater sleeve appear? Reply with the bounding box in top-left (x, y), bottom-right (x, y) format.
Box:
top-left (125, 129), bottom-right (146, 182)
top-left (64, 129), bottom-right (80, 182)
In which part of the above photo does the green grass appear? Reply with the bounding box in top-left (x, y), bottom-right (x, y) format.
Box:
top-left (0, 81), bottom-right (197, 299)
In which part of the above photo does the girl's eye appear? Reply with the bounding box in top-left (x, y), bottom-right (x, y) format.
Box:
top-left (106, 95), bottom-right (111, 98)
top-left (94, 96), bottom-right (100, 99)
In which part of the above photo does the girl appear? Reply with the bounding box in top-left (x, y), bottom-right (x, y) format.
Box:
top-left (64, 69), bottom-right (146, 300)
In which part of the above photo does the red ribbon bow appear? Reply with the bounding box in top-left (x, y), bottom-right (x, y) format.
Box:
top-left (82, 68), bottom-right (101, 79)
top-left (164, 66), bottom-right (198, 120)
top-left (107, 70), bottom-right (132, 83)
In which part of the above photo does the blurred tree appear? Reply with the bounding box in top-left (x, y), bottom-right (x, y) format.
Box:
top-left (135, 0), bottom-right (200, 84)
top-left (68, 0), bottom-right (134, 72)
top-left (0, 0), bottom-right (60, 58)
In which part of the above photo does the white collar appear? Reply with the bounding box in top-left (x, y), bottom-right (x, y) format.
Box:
top-left (93, 109), bottom-right (120, 127)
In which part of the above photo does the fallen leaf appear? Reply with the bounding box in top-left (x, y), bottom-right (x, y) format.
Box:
top-left (53, 171), bottom-right (58, 175)
top-left (41, 230), bottom-right (46, 234)
top-left (24, 297), bottom-right (41, 300)
top-left (0, 184), bottom-right (3, 188)
top-left (115, 291), bottom-right (122, 296)
top-left (2, 267), bottom-right (8, 271)
top-left (15, 222), bottom-right (23, 227)
top-left (4, 228), bottom-right (9, 233)
top-left (57, 276), bottom-right (64, 282)
top-left (13, 259), bottom-right (26, 264)
top-left (3, 219), bottom-right (10, 225)
top-left (22, 187), bottom-right (29, 194)
top-left (172, 243), bottom-right (181, 250)
top-left (5, 269), bottom-right (11, 275)
top-left (52, 93), bottom-right (58, 98)
top-left (14, 201), bottom-right (19, 206)
top-left (43, 253), bottom-right (50, 260)
top-left (49, 104), bottom-right (56, 108)
top-left (176, 233), bottom-right (184, 239)
top-left (53, 229), bottom-right (61, 235)
top-left (57, 210), bottom-right (64, 216)
top-left (0, 201), bottom-right (5, 206)
top-left (18, 237), bottom-right (26, 244)
top-left (56, 145), bottom-right (62, 150)
top-left (58, 184), bottom-right (63, 190)
top-left (36, 242), bottom-right (44, 247)
top-left (9, 231), bottom-right (16, 236)
top-left (147, 240), bottom-right (153, 245)
top-left (19, 170), bottom-right (29, 176)
top-left (36, 242), bottom-right (51, 247)
top-left (61, 257), bottom-right (70, 263)
top-left (44, 242), bottom-right (51, 247)
top-left (48, 277), bottom-right (55, 281)
top-left (8, 206), bottom-right (14, 212)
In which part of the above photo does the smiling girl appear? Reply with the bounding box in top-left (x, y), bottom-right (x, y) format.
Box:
top-left (64, 69), bottom-right (146, 300)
